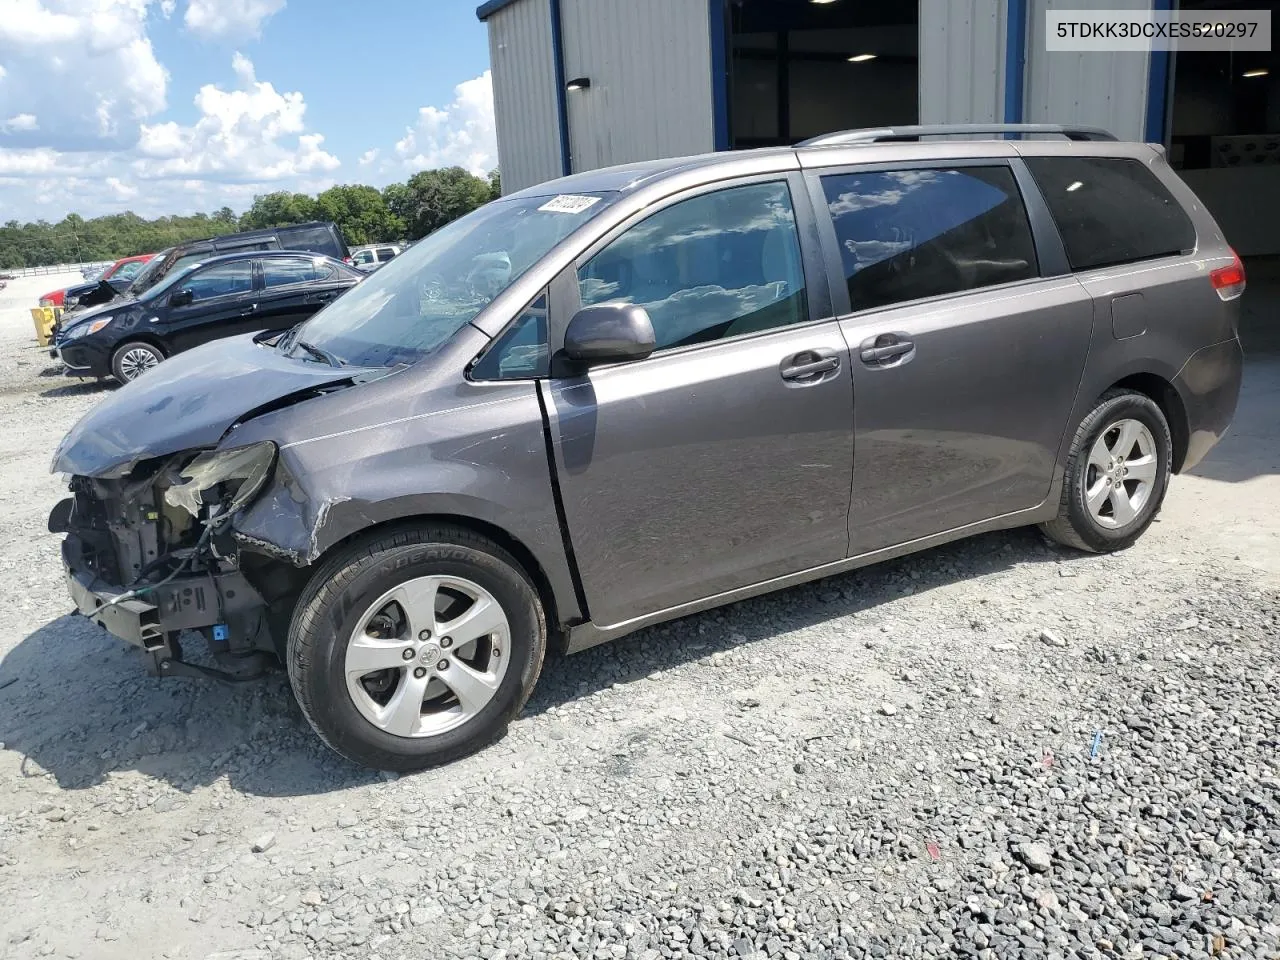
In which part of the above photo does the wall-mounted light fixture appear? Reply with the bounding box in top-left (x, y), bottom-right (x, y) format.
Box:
top-left (847, 53), bottom-right (878, 63)
top-left (566, 77), bottom-right (592, 91)
top-left (1242, 68), bottom-right (1269, 78)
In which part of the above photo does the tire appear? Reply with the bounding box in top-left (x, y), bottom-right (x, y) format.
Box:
top-left (110, 340), bottom-right (164, 383)
top-left (287, 524), bottom-right (546, 772)
top-left (1040, 389), bottom-right (1173, 553)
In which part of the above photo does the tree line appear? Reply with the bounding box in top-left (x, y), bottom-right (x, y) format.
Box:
top-left (0, 167), bottom-right (501, 269)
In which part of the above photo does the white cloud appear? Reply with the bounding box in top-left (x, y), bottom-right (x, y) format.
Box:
top-left (184, 0), bottom-right (285, 40)
top-left (358, 148), bottom-right (379, 167)
top-left (133, 53), bottom-right (338, 181)
top-left (0, 65), bottom-right (7, 79)
top-left (0, 52), bottom-right (339, 221)
top-left (0, 0), bottom-right (168, 150)
top-left (159, 0), bottom-right (174, 14)
top-left (4, 113), bottom-right (38, 131)
top-left (390, 71), bottom-right (497, 177)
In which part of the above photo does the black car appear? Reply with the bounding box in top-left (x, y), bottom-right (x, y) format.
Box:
top-left (64, 221), bottom-right (353, 318)
top-left (54, 251), bottom-right (364, 383)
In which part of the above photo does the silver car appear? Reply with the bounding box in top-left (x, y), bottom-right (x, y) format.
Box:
top-left (50, 124), bottom-right (1244, 771)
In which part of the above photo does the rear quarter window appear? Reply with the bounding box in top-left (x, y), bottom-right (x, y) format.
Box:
top-left (1023, 156), bottom-right (1196, 272)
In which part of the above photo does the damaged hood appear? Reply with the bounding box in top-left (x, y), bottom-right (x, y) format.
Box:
top-left (52, 334), bottom-right (363, 478)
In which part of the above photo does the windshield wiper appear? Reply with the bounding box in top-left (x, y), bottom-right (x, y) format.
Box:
top-left (291, 339), bottom-right (346, 368)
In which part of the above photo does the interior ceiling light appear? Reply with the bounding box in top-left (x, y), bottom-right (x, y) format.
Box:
top-left (1242, 68), bottom-right (1269, 78)
top-left (811, 0), bottom-right (839, 5)
top-left (847, 53), bottom-right (878, 62)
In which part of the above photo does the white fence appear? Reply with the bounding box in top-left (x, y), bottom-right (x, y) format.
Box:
top-left (1, 261), bottom-right (114, 279)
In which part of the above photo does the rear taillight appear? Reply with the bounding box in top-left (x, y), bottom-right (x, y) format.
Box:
top-left (1210, 250), bottom-right (1246, 301)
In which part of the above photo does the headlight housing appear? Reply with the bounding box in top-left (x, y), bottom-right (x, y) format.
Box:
top-left (63, 316), bottom-right (113, 339)
top-left (164, 442), bottom-right (277, 520)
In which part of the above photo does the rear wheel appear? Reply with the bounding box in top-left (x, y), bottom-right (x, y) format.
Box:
top-left (1040, 389), bottom-right (1172, 553)
top-left (287, 525), bottom-right (546, 772)
top-left (110, 340), bottom-right (164, 382)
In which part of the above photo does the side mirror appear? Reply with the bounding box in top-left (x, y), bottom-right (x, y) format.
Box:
top-left (170, 288), bottom-right (194, 307)
top-left (563, 304), bottom-right (656, 367)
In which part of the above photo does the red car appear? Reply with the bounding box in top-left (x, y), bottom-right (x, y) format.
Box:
top-left (40, 253), bottom-right (156, 307)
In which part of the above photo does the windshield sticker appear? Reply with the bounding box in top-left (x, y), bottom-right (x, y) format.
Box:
top-left (538, 194), bottom-right (601, 215)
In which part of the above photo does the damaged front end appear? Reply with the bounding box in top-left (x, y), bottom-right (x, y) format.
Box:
top-left (51, 442), bottom-right (294, 683)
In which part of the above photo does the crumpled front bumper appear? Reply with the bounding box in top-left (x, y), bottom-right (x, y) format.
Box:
top-left (63, 535), bottom-right (269, 673)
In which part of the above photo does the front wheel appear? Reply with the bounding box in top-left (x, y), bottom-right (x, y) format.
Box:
top-left (110, 340), bottom-right (164, 382)
top-left (287, 525), bottom-right (546, 772)
top-left (1040, 389), bottom-right (1172, 553)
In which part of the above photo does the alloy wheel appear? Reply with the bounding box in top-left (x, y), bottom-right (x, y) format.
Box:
top-left (1084, 418), bottom-right (1158, 529)
top-left (344, 575), bottom-right (510, 738)
top-left (118, 347), bottom-right (160, 380)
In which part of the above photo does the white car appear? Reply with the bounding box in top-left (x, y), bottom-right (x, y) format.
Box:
top-left (349, 244), bottom-right (403, 272)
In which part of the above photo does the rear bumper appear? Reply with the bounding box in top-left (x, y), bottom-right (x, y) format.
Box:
top-left (1174, 336), bottom-right (1244, 471)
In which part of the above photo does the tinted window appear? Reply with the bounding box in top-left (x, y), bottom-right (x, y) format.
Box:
top-left (821, 166), bottom-right (1038, 313)
top-left (579, 181), bottom-right (808, 350)
top-left (180, 262), bottom-right (254, 303)
top-left (279, 225), bottom-right (341, 258)
top-left (1024, 157), bottom-right (1196, 271)
top-left (263, 258), bottom-right (332, 287)
top-left (376, 248), bottom-right (397, 262)
top-left (471, 294), bottom-right (548, 380)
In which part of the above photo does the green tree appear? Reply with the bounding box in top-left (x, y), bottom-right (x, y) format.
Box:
top-left (239, 191), bottom-right (318, 231)
top-left (390, 167), bottom-right (496, 240)
top-left (313, 184), bottom-right (404, 246)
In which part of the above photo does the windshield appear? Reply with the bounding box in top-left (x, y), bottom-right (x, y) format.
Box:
top-left (124, 248), bottom-right (174, 297)
top-left (289, 192), bottom-right (613, 367)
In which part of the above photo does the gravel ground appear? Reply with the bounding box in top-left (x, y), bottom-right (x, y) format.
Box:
top-left (0, 273), bottom-right (1277, 960)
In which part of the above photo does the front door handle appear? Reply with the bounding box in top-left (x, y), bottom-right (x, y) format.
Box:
top-left (240, 302), bottom-right (258, 317)
top-left (780, 349), bottom-right (840, 383)
top-left (859, 333), bottom-right (915, 366)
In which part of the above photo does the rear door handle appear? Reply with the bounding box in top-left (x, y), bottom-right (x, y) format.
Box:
top-left (780, 349), bottom-right (840, 383)
top-left (859, 333), bottom-right (915, 366)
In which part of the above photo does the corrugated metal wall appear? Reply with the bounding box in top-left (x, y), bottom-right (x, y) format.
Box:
top-left (559, 0), bottom-right (715, 174)
top-left (486, 0), bottom-right (563, 192)
top-left (1023, 0), bottom-right (1151, 140)
top-left (919, 0), bottom-right (1007, 124)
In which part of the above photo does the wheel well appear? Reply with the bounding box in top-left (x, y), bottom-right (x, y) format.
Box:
top-left (311, 514), bottom-right (566, 646)
top-left (1110, 373), bottom-right (1189, 473)
top-left (113, 335), bottom-right (167, 358)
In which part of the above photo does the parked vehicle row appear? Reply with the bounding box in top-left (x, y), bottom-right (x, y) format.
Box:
top-left (41, 253), bottom-right (156, 309)
top-left (47, 221), bottom-right (356, 381)
top-left (49, 124), bottom-right (1244, 772)
top-left (53, 251), bottom-right (365, 382)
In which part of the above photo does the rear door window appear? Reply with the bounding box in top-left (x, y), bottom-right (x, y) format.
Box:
top-left (820, 165), bottom-right (1038, 313)
top-left (1023, 156), bottom-right (1196, 271)
top-left (263, 258), bottom-right (331, 287)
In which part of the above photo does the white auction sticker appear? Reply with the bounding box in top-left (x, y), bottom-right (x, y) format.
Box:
top-left (538, 194), bottom-right (601, 214)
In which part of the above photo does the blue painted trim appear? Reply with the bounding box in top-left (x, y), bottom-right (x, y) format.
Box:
top-left (1003, 0), bottom-right (1028, 124)
top-left (549, 0), bottom-right (572, 176)
top-left (1144, 0), bottom-right (1173, 143)
top-left (476, 0), bottom-right (520, 21)
top-left (709, 0), bottom-right (730, 150)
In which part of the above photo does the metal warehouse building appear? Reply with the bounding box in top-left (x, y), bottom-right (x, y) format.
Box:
top-left (477, 0), bottom-right (1279, 254)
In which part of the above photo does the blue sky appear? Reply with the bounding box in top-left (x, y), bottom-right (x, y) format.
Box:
top-left (0, 0), bottom-right (498, 222)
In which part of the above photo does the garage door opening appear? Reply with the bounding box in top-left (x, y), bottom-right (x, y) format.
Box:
top-left (727, 0), bottom-right (919, 148)
top-left (1166, 0), bottom-right (1280, 255)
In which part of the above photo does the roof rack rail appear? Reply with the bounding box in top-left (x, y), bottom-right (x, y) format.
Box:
top-left (798, 123), bottom-right (1118, 147)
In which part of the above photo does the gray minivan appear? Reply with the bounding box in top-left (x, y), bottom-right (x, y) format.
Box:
top-left (50, 124), bottom-right (1244, 771)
